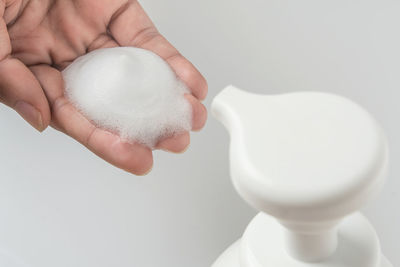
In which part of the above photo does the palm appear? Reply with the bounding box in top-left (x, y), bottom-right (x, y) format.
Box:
top-left (1, 0), bottom-right (207, 175)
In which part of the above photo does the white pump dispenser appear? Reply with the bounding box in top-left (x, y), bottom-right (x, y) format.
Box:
top-left (211, 86), bottom-right (393, 267)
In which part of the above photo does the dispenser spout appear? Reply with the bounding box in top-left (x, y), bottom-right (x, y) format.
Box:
top-left (211, 85), bottom-right (252, 135)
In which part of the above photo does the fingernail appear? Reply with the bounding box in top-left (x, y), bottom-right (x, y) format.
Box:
top-left (14, 101), bottom-right (44, 132)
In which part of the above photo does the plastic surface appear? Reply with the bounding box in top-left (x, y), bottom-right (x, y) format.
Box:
top-left (211, 86), bottom-right (392, 266)
top-left (212, 213), bottom-right (392, 267)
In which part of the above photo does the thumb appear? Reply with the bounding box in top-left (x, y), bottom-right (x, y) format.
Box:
top-left (0, 58), bottom-right (51, 132)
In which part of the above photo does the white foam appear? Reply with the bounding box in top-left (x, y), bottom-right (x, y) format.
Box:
top-left (62, 47), bottom-right (192, 148)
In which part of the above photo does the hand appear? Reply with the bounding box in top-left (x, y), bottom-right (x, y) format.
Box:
top-left (0, 0), bottom-right (208, 175)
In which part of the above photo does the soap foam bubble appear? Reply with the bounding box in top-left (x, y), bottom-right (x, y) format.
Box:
top-left (62, 47), bottom-right (192, 148)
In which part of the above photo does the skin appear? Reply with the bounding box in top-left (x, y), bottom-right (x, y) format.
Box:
top-left (0, 0), bottom-right (208, 175)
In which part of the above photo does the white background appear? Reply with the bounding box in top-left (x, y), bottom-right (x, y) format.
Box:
top-left (0, 0), bottom-right (399, 266)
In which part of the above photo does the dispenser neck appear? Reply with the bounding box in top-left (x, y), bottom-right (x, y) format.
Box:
top-left (279, 220), bottom-right (339, 262)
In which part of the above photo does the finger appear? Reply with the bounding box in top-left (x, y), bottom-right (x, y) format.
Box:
top-left (30, 64), bottom-right (154, 175)
top-left (0, 58), bottom-right (50, 131)
top-left (185, 94), bottom-right (207, 131)
top-left (0, 14), bottom-right (50, 131)
top-left (108, 1), bottom-right (208, 100)
top-left (155, 93), bottom-right (207, 152)
top-left (156, 132), bottom-right (190, 153)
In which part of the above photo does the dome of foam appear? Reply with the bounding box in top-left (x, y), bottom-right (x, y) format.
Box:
top-left (62, 47), bottom-right (192, 148)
